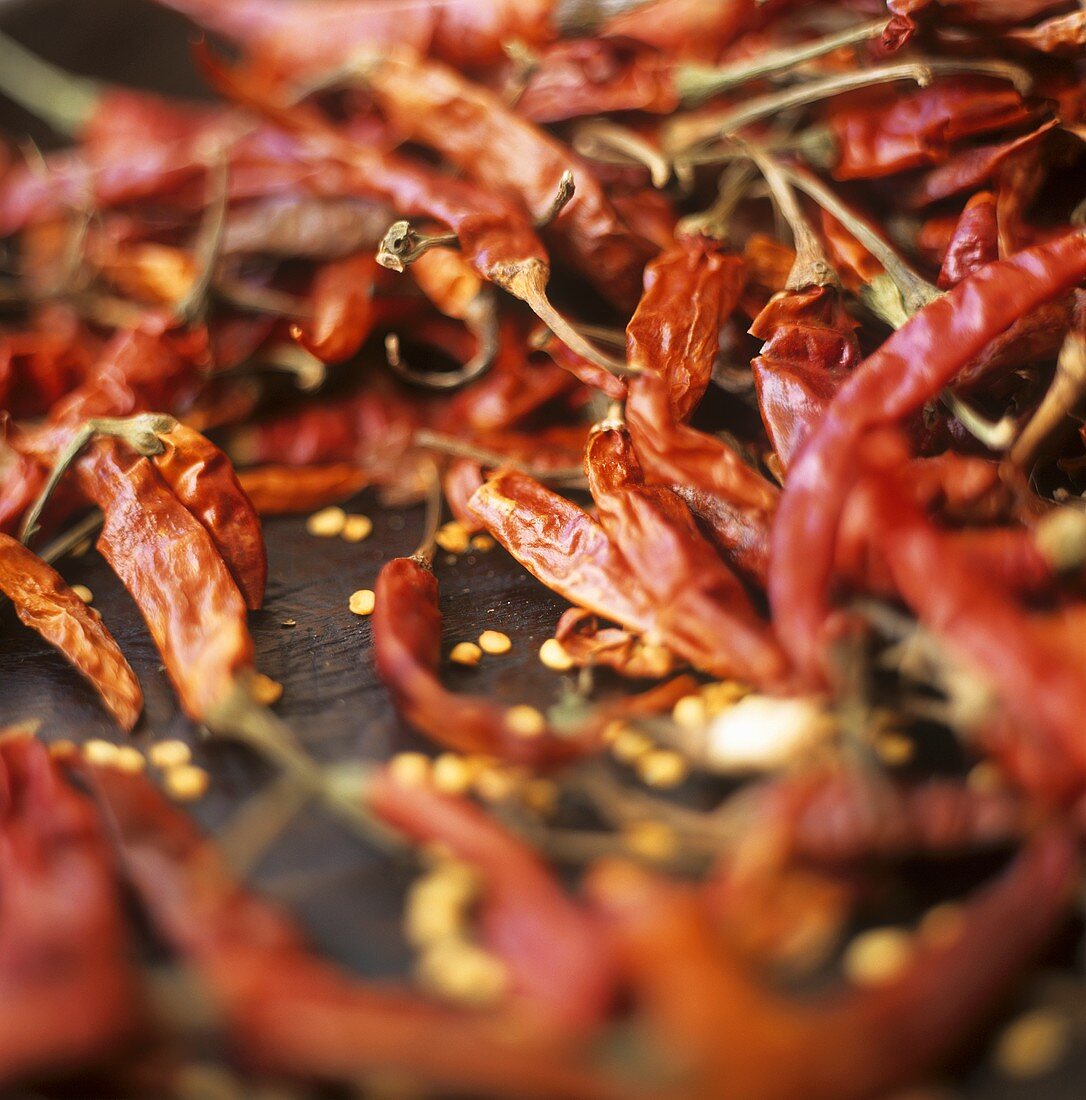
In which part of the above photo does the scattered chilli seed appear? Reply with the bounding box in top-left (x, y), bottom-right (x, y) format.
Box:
top-left (538, 637), bottom-right (574, 671)
top-left (415, 940), bottom-right (510, 1008)
top-left (341, 514), bottom-right (374, 542)
top-left (164, 764), bottom-right (211, 802)
top-left (450, 642), bottom-right (483, 667)
top-left (48, 738), bottom-right (79, 759)
top-left (522, 778), bottom-right (559, 815)
top-left (672, 694), bottom-right (707, 730)
top-left (114, 746), bottom-right (147, 774)
top-left (349, 588), bottom-right (377, 616)
top-left (842, 927), bottom-right (913, 987)
top-left (306, 506), bottom-right (347, 538)
top-left (149, 739), bottom-right (192, 769)
top-left (612, 727), bottom-right (654, 764)
top-left (505, 704), bottom-right (546, 738)
top-left (637, 749), bottom-right (689, 789)
top-left (250, 672), bottom-right (284, 706)
top-left (478, 630), bottom-right (512, 655)
top-left (82, 739), bottom-right (119, 766)
top-left (470, 534), bottom-right (494, 552)
top-left (919, 903), bottom-right (966, 948)
top-left (432, 753), bottom-right (473, 795)
top-left (70, 584), bottom-right (94, 604)
top-left (994, 1008), bottom-right (1070, 1079)
top-left (435, 521), bottom-right (471, 554)
top-left (874, 731), bottom-right (915, 765)
top-left (624, 820), bottom-right (679, 863)
top-left (473, 766), bottom-right (519, 803)
top-left (388, 752), bottom-right (431, 787)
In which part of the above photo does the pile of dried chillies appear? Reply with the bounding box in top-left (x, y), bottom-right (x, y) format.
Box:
top-left (0, 0), bottom-right (1085, 1095)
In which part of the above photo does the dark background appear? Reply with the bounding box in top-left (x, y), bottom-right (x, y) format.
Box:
top-left (0, 2), bottom-right (1084, 1096)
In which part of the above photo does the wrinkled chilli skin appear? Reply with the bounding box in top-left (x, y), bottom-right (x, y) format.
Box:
top-left (372, 555), bottom-right (597, 766)
top-left (0, 534), bottom-right (142, 729)
top-left (78, 441), bottom-right (254, 721)
top-left (84, 761), bottom-right (611, 1099)
top-left (0, 738), bottom-right (144, 1084)
top-left (152, 424), bottom-right (267, 610)
top-left (769, 230), bottom-right (1086, 682)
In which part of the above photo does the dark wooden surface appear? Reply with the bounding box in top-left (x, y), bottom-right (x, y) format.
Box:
top-left (2, 3), bottom-right (1086, 1097)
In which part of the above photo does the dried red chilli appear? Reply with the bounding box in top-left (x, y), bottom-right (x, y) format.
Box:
top-left (746, 147), bottom-right (861, 469)
top-left (83, 762), bottom-right (611, 1099)
top-left (237, 463), bottom-right (370, 516)
top-left (76, 440), bottom-right (255, 722)
top-left (356, 50), bottom-right (656, 309)
top-left (590, 830), bottom-right (1076, 1100)
top-left (585, 424), bottom-right (788, 686)
top-left (937, 191), bottom-right (1000, 289)
top-left (769, 229), bottom-right (1086, 682)
top-left (0, 737), bottom-right (144, 1084)
top-left (194, 46), bottom-right (553, 290)
top-left (554, 607), bottom-right (679, 680)
top-left (369, 770), bottom-right (614, 1031)
top-left (0, 534), bottom-right (142, 729)
top-left (825, 78), bottom-right (1037, 181)
top-left (154, 0), bottom-right (561, 73)
top-left (859, 457), bottom-right (1086, 796)
top-left (468, 469), bottom-right (661, 639)
top-left (150, 423), bottom-right (268, 611)
top-left (902, 118), bottom-right (1059, 210)
top-left (743, 768), bottom-right (1028, 867)
top-left (291, 250), bottom-right (379, 363)
top-left (373, 554), bottom-right (596, 766)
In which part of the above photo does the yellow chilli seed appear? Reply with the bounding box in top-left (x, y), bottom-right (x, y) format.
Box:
top-left (113, 746), bottom-right (147, 774)
top-left (506, 705), bottom-right (546, 738)
top-left (478, 630), bottom-right (512, 655)
top-left (349, 589), bottom-right (376, 616)
top-left (435, 521), bottom-right (471, 554)
top-left (388, 752), bottom-right (432, 788)
top-left (341, 514), bottom-right (374, 543)
top-left (82, 739), bottom-right (119, 766)
top-left (250, 672), bottom-right (283, 706)
top-left (637, 749), bottom-right (689, 789)
top-left (432, 753), bottom-right (473, 796)
top-left (842, 927), bottom-right (912, 987)
top-left (450, 642), bottom-right (483, 667)
top-left (538, 638), bottom-right (574, 671)
top-left (70, 583), bottom-right (94, 604)
top-left (149, 739), bottom-right (192, 769)
top-left (306, 506), bottom-right (347, 538)
top-left (164, 765), bottom-right (211, 803)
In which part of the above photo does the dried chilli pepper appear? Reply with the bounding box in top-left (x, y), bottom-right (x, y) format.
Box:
top-left (0, 534), bottom-right (142, 729)
top-left (370, 769), bottom-right (614, 1031)
top-left (150, 423), bottom-right (268, 610)
top-left (84, 760), bottom-right (611, 1099)
top-left (585, 423), bottom-right (788, 686)
top-left (0, 737), bottom-right (144, 1084)
top-left (768, 230), bottom-right (1086, 682)
top-left (589, 829), bottom-right (1076, 1100)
